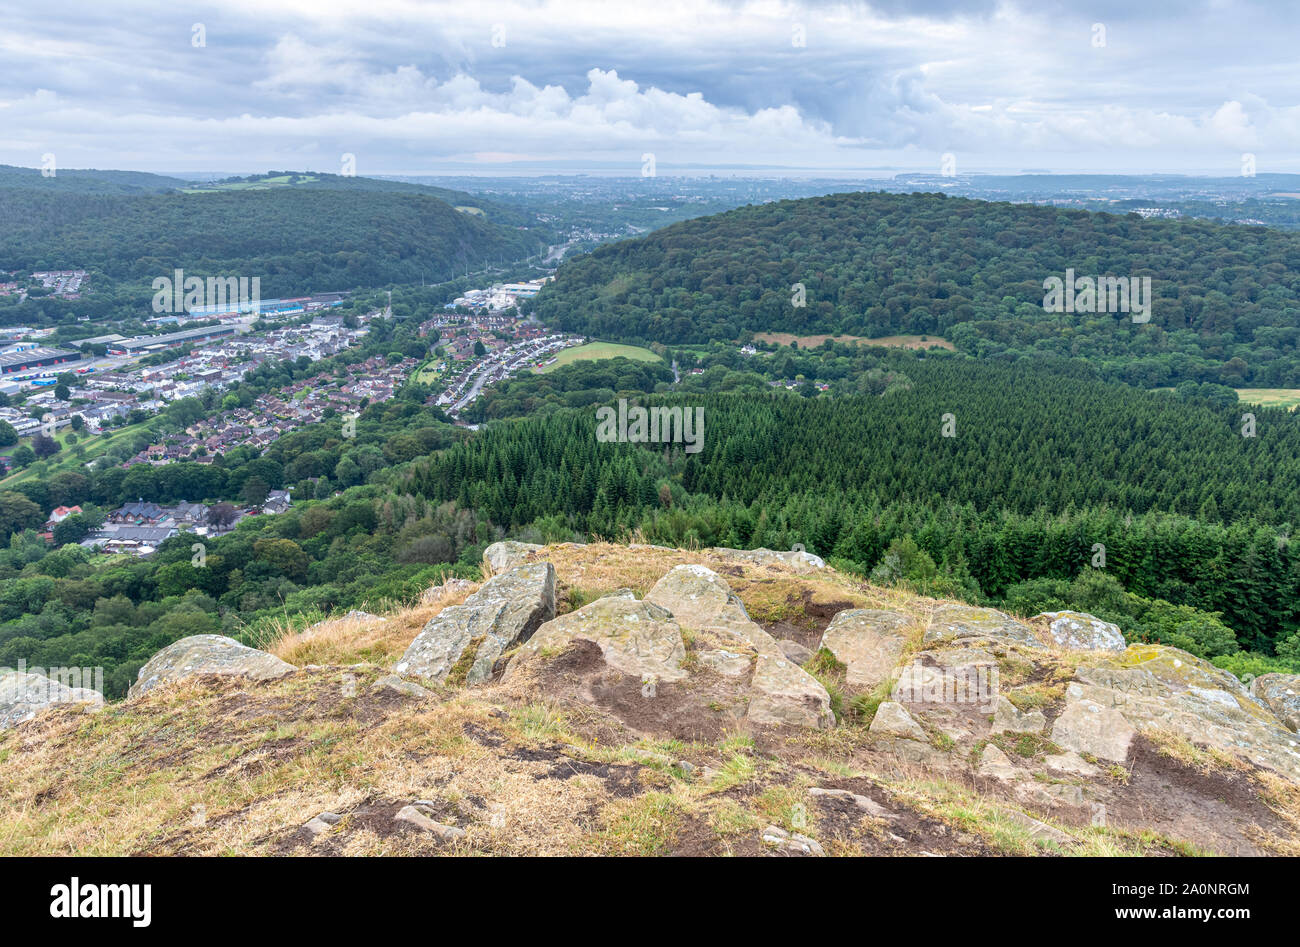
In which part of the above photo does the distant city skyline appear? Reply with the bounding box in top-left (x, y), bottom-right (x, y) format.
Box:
top-left (3, 0), bottom-right (1298, 176)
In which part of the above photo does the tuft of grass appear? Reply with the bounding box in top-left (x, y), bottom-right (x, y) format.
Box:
top-left (592, 792), bottom-right (683, 855)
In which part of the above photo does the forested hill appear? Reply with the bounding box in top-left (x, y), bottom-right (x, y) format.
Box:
top-left (535, 191), bottom-right (1300, 387)
top-left (0, 186), bottom-right (546, 298)
top-left (0, 164), bottom-right (189, 194)
top-left (182, 171), bottom-right (536, 229)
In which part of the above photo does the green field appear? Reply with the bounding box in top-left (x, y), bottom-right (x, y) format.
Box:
top-left (536, 342), bottom-right (662, 373)
top-left (1, 419), bottom-right (156, 487)
top-left (1235, 388), bottom-right (1300, 410)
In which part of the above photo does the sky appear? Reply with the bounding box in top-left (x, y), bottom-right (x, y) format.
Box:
top-left (1, 0), bottom-right (1297, 177)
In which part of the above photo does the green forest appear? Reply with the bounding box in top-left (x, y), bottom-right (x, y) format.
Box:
top-left (536, 190), bottom-right (1300, 387)
top-left (0, 184), bottom-right (546, 304)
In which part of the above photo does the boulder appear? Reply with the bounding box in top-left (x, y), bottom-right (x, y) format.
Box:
top-left (129, 635), bottom-right (295, 699)
top-left (818, 608), bottom-right (911, 690)
top-left (1252, 673), bottom-right (1300, 732)
top-left (923, 604), bottom-right (1041, 648)
top-left (869, 701), bottom-right (926, 741)
top-left (481, 541), bottom-right (544, 576)
top-left (0, 672), bottom-right (104, 731)
top-left (419, 577), bottom-right (475, 605)
top-left (705, 546), bottom-right (826, 572)
top-left (396, 562), bottom-right (556, 685)
top-left (645, 564), bottom-right (777, 655)
top-left (645, 565), bottom-right (834, 729)
top-left (1033, 611), bottom-right (1126, 652)
top-left (505, 590), bottom-right (688, 683)
top-left (747, 654), bottom-right (835, 729)
top-left (1050, 697), bottom-right (1137, 763)
top-left (1044, 751), bottom-right (1101, 778)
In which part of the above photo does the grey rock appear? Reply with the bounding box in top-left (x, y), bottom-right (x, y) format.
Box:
top-left (394, 805), bottom-right (465, 842)
top-left (923, 605), bottom-right (1041, 648)
top-left (760, 825), bottom-right (826, 856)
top-left (505, 591), bottom-right (688, 683)
top-left (129, 635), bottom-right (295, 699)
top-left (372, 674), bottom-right (432, 699)
top-left (697, 649), bottom-right (751, 677)
top-left (1033, 611), bottom-right (1127, 652)
top-left (978, 743), bottom-right (1020, 781)
top-left (869, 701), bottom-right (926, 741)
top-left (397, 562), bottom-right (556, 685)
top-left (992, 695), bottom-right (1047, 734)
top-left (1050, 698), bottom-right (1137, 763)
top-left (748, 654), bottom-right (836, 730)
top-left (0, 671), bottom-right (104, 731)
top-left (1252, 673), bottom-right (1300, 732)
top-left (481, 540), bottom-right (544, 576)
top-left (706, 547), bottom-right (826, 572)
top-left (819, 608), bottom-right (912, 690)
top-left (807, 786), bottom-right (892, 819)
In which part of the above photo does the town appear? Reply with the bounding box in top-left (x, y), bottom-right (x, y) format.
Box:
top-left (0, 276), bottom-right (584, 555)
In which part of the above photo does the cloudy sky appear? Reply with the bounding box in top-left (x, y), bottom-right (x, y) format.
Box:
top-left (1, 0), bottom-right (1296, 176)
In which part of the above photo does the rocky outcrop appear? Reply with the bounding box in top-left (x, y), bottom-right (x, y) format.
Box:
top-left (645, 564), bottom-right (778, 656)
top-left (1033, 610), bottom-right (1126, 652)
top-left (923, 604), bottom-right (1042, 648)
top-left (819, 608), bottom-right (911, 690)
top-left (0, 672), bottom-right (103, 731)
top-left (1070, 645), bottom-right (1300, 778)
top-left (705, 546), bottom-right (826, 572)
top-left (1252, 673), bottom-right (1300, 732)
top-left (505, 590), bottom-right (687, 683)
top-left (646, 565), bottom-right (833, 728)
top-left (128, 635), bottom-right (295, 698)
top-left (481, 541), bottom-right (544, 576)
top-left (397, 562), bottom-right (556, 685)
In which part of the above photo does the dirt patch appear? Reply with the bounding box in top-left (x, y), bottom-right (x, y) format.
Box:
top-left (588, 671), bottom-right (746, 744)
top-left (1105, 734), bottom-right (1296, 855)
top-left (809, 777), bottom-right (998, 855)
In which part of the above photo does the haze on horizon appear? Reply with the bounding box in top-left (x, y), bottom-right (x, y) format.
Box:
top-left (1, 0), bottom-right (1297, 177)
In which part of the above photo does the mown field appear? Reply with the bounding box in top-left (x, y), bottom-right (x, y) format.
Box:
top-left (1235, 389), bottom-right (1300, 410)
top-left (536, 342), bottom-right (662, 373)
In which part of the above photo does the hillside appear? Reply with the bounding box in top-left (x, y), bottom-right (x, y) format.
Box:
top-left (0, 164), bottom-right (189, 194)
top-left (535, 191), bottom-right (1300, 387)
top-left (0, 184), bottom-right (546, 298)
top-left (180, 171), bottom-right (538, 229)
top-left (3, 541), bottom-right (1298, 856)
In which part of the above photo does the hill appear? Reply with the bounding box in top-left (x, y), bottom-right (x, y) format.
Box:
top-left (0, 185), bottom-right (547, 298)
top-left (180, 171), bottom-right (537, 229)
top-left (3, 542), bottom-right (1298, 856)
top-left (535, 191), bottom-right (1300, 387)
top-left (0, 164), bottom-right (189, 194)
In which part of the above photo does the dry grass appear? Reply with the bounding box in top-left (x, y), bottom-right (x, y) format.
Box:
top-left (268, 584), bottom-right (478, 666)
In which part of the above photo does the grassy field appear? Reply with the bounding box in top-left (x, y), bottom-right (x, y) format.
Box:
top-left (0, 419), bottom-right (155, 487)
top-left (1235, 389), bottom-right (1300, 410)
top-left (536, 342), bottom-right (663, 373)
top-left (753, 332), bottom-right (955, 350)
